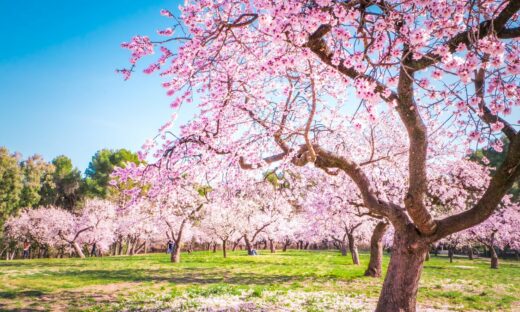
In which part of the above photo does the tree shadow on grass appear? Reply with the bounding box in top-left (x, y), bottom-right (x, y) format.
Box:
top-left (20, 267), bottom-right (304, 286)
top-left (0, 290), bottom-right (44, 299)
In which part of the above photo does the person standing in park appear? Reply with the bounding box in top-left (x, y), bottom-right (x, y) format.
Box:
top-left (166, 240), bottom-right (174, 254)
top-left (23, 240), bottom-right (30, 259)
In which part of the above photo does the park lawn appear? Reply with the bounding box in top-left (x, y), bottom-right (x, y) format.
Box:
top-left (0, 250), bottom-right (518, 311)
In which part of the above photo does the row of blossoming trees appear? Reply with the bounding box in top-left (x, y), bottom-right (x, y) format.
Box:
top-left (4, 154), bottom-right (519, 266)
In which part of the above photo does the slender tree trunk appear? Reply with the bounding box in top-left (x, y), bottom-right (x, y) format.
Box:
top-left (212, 242), bottom-right (217, 253)
top-left (232, 240), bottom-right (239, 251)
top-left (448, 247), bottom-right (454, 263)
top-left (365, 221), bottom-right (389, 277)
top-left (304, 242), bottom-right (309, 250)
top-left (425, 250), bottom-right (430, 261)
top-left (269, 239), bottom-right (276, 253)
top-left (135, 241), bottom-right (146, 254)
top-left (126, 239), bottom-right (133, 255)
top-left (340, 241), bottom-right (348, 256)
top-left (244, 236), bottom-right (253, 255)
top-left (468, 246), bottom-right (474, 260)
top-left (130, 239), bottom-right (137, 255)
top-left (282, 239), bottom-right (289, 252)
top-left (348, 234), bottom-right (360, 265)
top-left (263, 240), bottom-right (268, 250)
top-left (489, 245), bottom-right (499, 269)
top-left (72, 241), bottom-right (85, 259)
top-left (222, 240), bottom-right (227, 258)
top-left (375, 230), bottom-right (427, 312)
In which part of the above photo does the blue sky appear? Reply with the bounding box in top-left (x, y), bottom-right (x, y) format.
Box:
top-left (0, 1), bottom-right (184, 172)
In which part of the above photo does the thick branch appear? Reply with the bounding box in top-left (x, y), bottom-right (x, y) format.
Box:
top-left (432, 135), bottom-right (520, 241)
top-left (396, 64), bottom-right (437, 235)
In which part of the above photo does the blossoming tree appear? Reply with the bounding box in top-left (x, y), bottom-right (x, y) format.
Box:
top-left (120, 0), bottom-right (520, 310)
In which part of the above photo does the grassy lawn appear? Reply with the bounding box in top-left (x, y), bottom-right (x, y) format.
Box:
top-left (0, 250), bottom-right (518, 311)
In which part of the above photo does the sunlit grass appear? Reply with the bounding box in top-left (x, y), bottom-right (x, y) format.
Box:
top-left (0, 250), bottom-right (518, 311)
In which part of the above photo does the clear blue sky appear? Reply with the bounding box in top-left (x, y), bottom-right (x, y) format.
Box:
top-left (0, 1), bottom-right (184, 173)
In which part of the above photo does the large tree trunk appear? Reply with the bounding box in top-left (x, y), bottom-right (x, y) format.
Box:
top-left (347, 234), bottom-right (360, 265)
top-left (72, 241), bottom-right (85, 259)
top-left (365, 221), bottom-right (389, 277)
top-left (171, 243), bottom-right (181, 263)
top-left (489, 245), bottom-right (499, 269)
top-left (375, 231), bottom-right (427, 312)
top-left (222, 240), bottom-right (227, 258)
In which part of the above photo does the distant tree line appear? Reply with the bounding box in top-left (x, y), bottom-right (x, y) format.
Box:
top-left (0, 147), bottom-right (140, 236)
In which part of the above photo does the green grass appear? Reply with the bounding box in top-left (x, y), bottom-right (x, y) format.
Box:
top-left (0, 250), bottom-right (518, 311)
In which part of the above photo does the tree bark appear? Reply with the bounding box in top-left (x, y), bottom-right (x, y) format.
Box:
top-left (222, 240), bottom-right (227, 258)
top-left (489, 245), bottom-right (499, 269)
top-left (282, 239), bottom-right (289, 252)
top-left (171, 243), bottom-right (181, 263)
top-left (340, 241), bottom-right (348, 256)
top-left (365, 221), bottom-right (389, 277)
top-left (448, 247), bottom-right (454, 263)
top-left (232, 240), bottom-right (239, 251)
top-left (425, 250), bottom-right (430, 261)
top-left (347, 234), bottom-right (360, 265)
top-left (269, 239), bottom-right (276, 253)
top-left (125, 239), bottom-right (133, 255)
top-left (244, 236), bottom-right (253, 255)
top-left (212, 242), bottom-right (217, 253)
top-left (90, 243), bottom-right (97, 257)
top-left (375, 230), bottom-right (428, 312)
top-left (72, 241), bottom-right (85, 259)
top-left (468, 246), bottom-right (474, 260)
